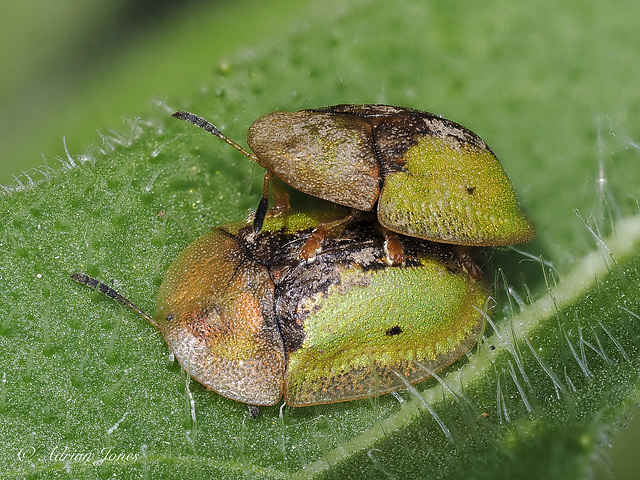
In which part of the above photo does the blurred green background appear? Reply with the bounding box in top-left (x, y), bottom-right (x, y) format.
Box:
top-left (0, 0), bottom-right (311, 184)
top-left (1, 0), bottom-right (638, 478)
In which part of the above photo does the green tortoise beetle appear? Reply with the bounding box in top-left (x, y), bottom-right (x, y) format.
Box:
top-left (72, 210), bottom-right (489, 417)
top-left (173, 104), bottom-right (536, 254)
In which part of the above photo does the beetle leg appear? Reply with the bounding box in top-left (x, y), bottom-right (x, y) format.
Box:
top-left (298, 210), bottom-right (359, 262)
top-left (454, 247), bottom-right (483, 281)
top-left (382, 229), bottom-right (406, 266)
top-left (253, 173), bottom-right (291, 233)
top-left (253, 171), bottom-right (273, 232)
top-left (266, 178), bottom-right (291, 218)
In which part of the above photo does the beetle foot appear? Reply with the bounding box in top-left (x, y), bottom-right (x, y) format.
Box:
top-left (248, 405), bottom-right (260, 419)
top-left (383, 230), bottom-right (406, 266)
top-left (454, 247), bottom-right (482, 281)
top-left (297, 211), bottom-right (359, 263)
top-left (298, 230), bottom-right (324, 263)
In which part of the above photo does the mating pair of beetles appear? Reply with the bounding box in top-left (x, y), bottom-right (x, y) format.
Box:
top-left (74, 104), bottom-right (535, 416)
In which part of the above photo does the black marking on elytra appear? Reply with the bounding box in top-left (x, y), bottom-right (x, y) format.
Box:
top-left (385, 325), bottom-right (403, 336)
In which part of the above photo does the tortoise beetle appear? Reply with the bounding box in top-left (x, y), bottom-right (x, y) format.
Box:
top-left (73, 210), bottom-right (489, 415)
top-left (173, 105), bottom-right (535, 248)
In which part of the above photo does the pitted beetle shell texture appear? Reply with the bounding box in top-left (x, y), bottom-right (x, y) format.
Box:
top-left (156, 212), bottom-right (489, 407)
top-left (247, 104), bottom-right (535, 246)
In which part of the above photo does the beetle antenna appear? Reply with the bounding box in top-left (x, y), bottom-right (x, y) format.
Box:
top-left (172, 111), bottom-right (260, 163)
top-left (71, 273), bottom-right (159, 329)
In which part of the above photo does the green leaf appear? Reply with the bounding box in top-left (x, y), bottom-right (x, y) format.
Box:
top-left (1, 0), bottom-right (640, 478)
